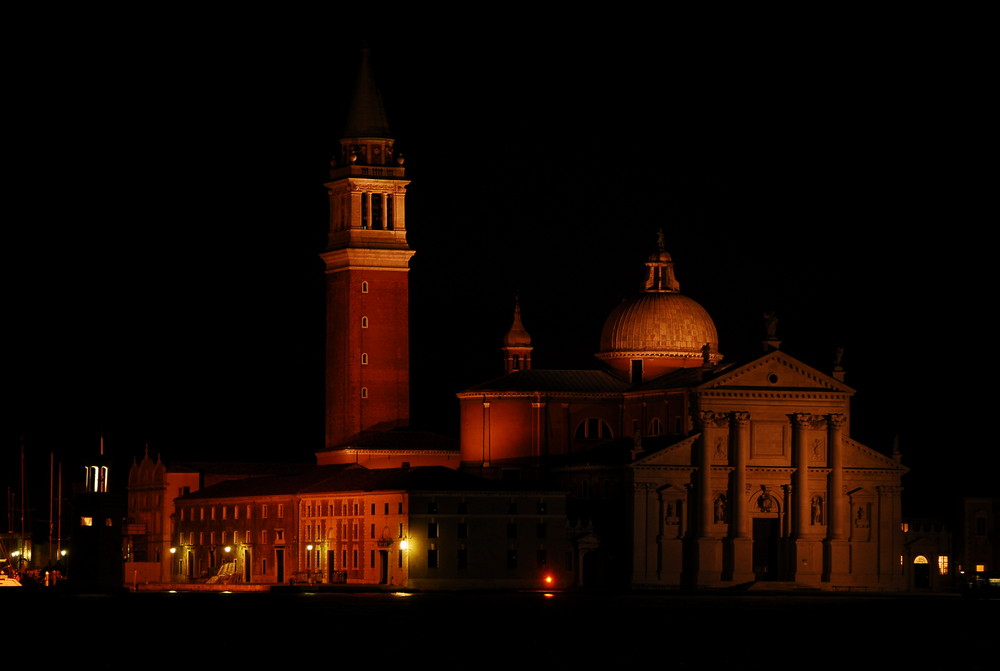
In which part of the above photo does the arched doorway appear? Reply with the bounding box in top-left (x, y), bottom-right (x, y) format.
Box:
top-left (913, 555), bottom-right (931, 589)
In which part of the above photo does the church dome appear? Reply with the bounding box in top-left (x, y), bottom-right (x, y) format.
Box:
top-left (596, 233), bottom-right (722, 379)
top-left (598, 292), bottom-right (719, 357)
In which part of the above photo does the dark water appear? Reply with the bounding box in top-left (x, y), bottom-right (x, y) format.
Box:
top-left (11, 589), bottom-right (995, 668)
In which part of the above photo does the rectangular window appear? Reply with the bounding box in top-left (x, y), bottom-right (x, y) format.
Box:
top-left (537, 522), bottom-right (547, 539)
top-left (427, 501), bottom-right (438, 514)
top-left (537, 502), bottom-right (547, 514)
top-left (457, 522), bottom-right (468, 539)
top-left (428, 522), bottom-right (439, 539)
top-left (507, 550), bottom-right (517, 569)
top-left (211, 507), bottom-right (216, 520)
top-left (234, 506), bottom-right (239, 520)
top-left (261, 530), bottom-right (267, 544)
top-left (458, 501), bottom-right (469, 514)
top-left (352, 550), bottom-right (358, 568)
top-left (537, 549), bottom-right (547, 567)
top-left (247, 505), bottom-right (252, 520)
top-left (370, 550), bottom-right (375, 568)
top-left (262, 504), bottom-right (268, 519)
top-left (384, 503), bottom-right (390, 515)
top-left (398, 523), bottom-right (404, 538)
top-left (507, 522), bottom-right (518, 539)
top-left (222, 506), bottom-right (227, 520)
top-left (398, 502), bottom-right (403, 514)
top-left (371, 503), bottom-right (376, 515)
top-left (278, 504), bottom-right (284, 518)
top-left (371, 524), bottom-right (376, 539)
top-left (427, 548), bottom-right (438, 569)
top-left (457, 548), bottom-right (468, 569)
top-left (938, 556), bottom-right (950, 575)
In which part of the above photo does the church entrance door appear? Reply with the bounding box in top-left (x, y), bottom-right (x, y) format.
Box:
top-left (752, 518), bottom-right (779, 581)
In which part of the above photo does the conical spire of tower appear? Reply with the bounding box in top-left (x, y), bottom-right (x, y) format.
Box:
top-left (343, 47), bottom-right (391, 139)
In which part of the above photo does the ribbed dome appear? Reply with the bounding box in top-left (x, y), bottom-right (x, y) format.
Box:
top-left (599, 293), bottom-right (719, 358)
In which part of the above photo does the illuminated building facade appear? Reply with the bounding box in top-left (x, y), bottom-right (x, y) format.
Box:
top-left (173, 465), bottom-right (570, 589)
top-left (460, 244), bottom-right (908, 590)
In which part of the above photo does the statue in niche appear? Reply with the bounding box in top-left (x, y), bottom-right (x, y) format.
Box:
top-left (854, 505), bottom-right (869, 528)
top-left (757, 486), bottom-right (773, 513)
top-left (811, 495), bottom-right (824, 524)
top-left (812, 438), bottom-right (824, 461)
top-left (714, 494), bottom-right (727, 523)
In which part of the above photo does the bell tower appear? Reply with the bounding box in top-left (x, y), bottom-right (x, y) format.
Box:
top-left (322, 49), bottom-right (414, 448)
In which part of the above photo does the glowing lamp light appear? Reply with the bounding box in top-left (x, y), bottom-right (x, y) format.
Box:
top-left (169, 547), bottom-right (177, 554)
top-left (224, 546), bottom-right (232, 553)
top-left (399, 539), bottom-right (409, 550)
top-left (306, 544), bottom-right (314, 551)
top-left (543, 574), bottom-right (554, 585)
top-left (60, 550), bottom-right (67, 557)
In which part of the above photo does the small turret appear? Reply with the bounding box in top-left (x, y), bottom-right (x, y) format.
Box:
top-left (502, 298), bottom-right (533, 374)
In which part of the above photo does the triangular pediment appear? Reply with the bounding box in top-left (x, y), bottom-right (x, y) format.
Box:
top-left (631, 434), bottom-right (699, 468)
top-left (843, 436), bottom-right (908, 472)
top-left (697, 350), bottom-right (853, 394)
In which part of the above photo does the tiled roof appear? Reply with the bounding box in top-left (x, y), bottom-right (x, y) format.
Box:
top-left (461, 369), bottom-right (630, 394)
top-left (319, 429), bottom-right (459, 453)
top-left (180, 465), bottom-right (557, 500)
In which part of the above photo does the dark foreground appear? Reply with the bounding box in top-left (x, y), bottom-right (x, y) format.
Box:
top-left (11, 589), bottom-right (995, 668)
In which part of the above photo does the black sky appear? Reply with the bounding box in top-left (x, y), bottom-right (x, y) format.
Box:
top-left (4, 24), bottom-right (993, 515)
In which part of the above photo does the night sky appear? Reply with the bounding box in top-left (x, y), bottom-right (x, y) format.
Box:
top-left (4, 25), bottom-right (993, 516)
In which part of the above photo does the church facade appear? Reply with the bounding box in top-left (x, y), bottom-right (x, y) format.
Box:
top-left (459, 244), bottom-right (907, 590)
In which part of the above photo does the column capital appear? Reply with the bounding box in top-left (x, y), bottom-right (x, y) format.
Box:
top-left (699, 411), bottom-right (730, 428)
top-left (731, 411), bottom-right (751, 426)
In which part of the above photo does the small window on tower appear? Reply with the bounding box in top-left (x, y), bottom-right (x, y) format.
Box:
top-left (361, 281), bottom-right (369, 293)
top-left (361, 353), bottom-right (368, 365)
top-left (361, 316), bottom-right (368, 328)
top-left (361, 387), bottom-right (368, 399)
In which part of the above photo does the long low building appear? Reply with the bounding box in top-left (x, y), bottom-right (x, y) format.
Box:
top-left (168, 463), bottom-right (570, 590)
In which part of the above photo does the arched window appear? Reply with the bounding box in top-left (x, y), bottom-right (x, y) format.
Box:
top-left (361, 281), bottom-right (369, 293)
top-left (361, 316), bottom-right (368, 328)
top-left (648, 418), bottom-right (663, 436)
top-left (361, 353), bottom-right (368, 365)
top-left (361, 387), bottom-right (368, 398)
top-left (575, 418), bottom-right (613, 440)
